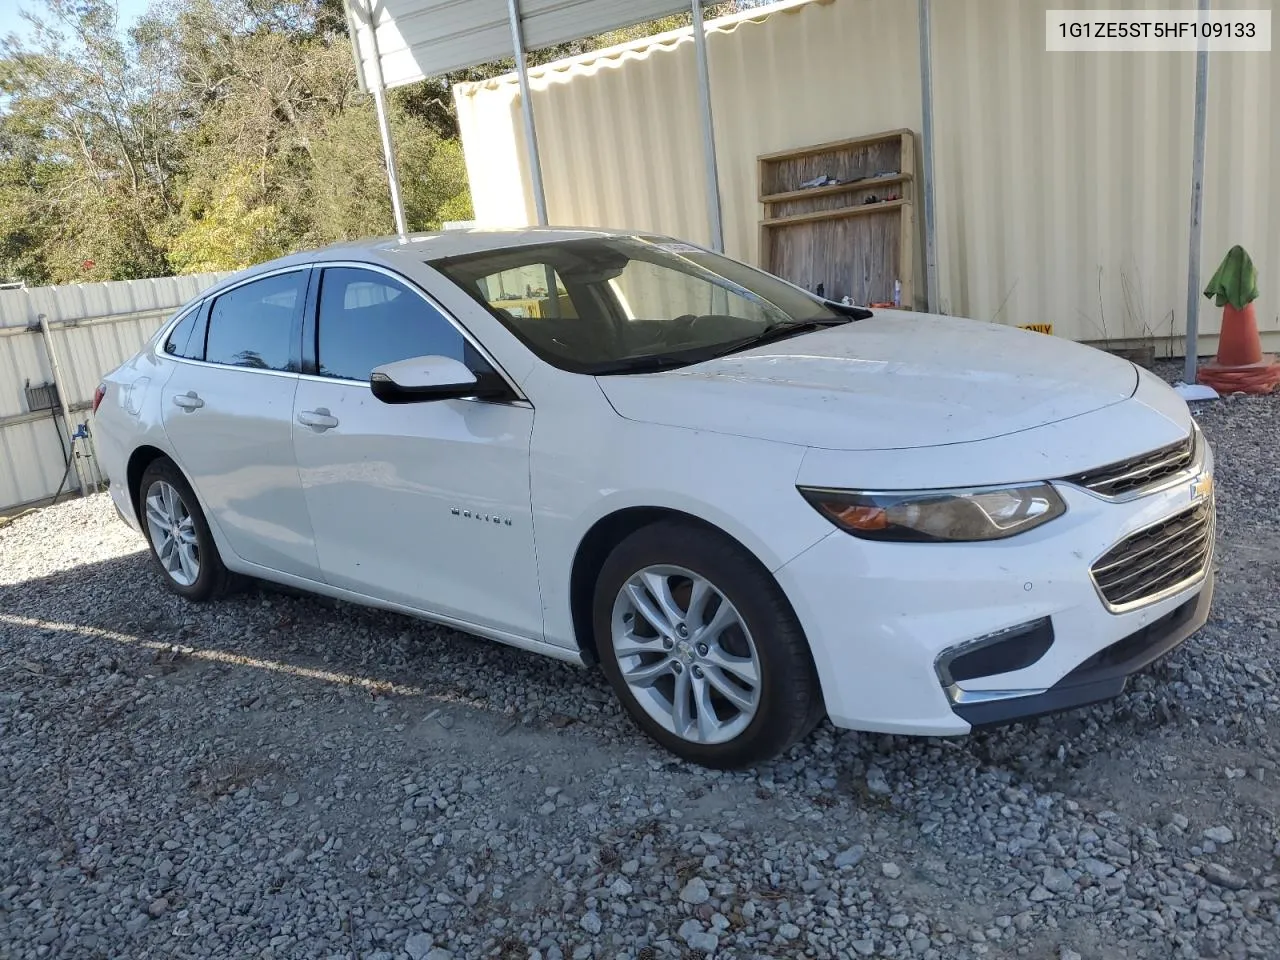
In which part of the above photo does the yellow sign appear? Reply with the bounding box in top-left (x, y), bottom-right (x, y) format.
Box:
top-left (1019, 323), bottom-right (1054, 335)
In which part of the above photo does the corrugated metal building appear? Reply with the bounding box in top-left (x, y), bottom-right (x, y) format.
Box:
top-left (0, 273), bottom-right (227, 513)
top-left (454, 0), bottom-right (1279, 349)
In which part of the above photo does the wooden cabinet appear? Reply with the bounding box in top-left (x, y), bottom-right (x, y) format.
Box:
top-left (758, 129), bottom-right (916, 308)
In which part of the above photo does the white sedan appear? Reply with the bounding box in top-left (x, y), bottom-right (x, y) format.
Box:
top-left (94, 229), bottom-right (1215, 768)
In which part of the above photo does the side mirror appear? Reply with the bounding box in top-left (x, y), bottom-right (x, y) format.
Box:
top-left (369, 355), bottom-right (508, 404)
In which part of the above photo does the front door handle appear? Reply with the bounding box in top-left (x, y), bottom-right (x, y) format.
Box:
top-left (172, 391), bottom-right (204, 411)
top-left (298, 408), bottom-right (339, 431)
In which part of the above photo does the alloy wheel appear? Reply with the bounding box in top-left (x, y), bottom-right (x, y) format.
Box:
top-left (145, 480), bottom-right (200, 587)
top-left (610, 564), bottom-right (761, 745)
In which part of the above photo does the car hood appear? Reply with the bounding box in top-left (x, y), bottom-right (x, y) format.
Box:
top-left (595, 312), bottom-right (1139, 451)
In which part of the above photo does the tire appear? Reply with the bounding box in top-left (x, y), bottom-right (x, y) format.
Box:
top-left (593, 520), bottom-right (823, 769)
top-left (138, 457), bottom-right (236, 602)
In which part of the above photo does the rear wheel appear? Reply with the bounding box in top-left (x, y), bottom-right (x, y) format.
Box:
top-left (138, 457), bottom-right (235, 602)
top-left (593, 521), bottom-right (822, 768)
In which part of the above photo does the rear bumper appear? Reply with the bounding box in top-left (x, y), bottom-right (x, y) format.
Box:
top-left (110, 480), bottom-right (140, 532)
top-left (953, 571), bottom-right (1213, 727)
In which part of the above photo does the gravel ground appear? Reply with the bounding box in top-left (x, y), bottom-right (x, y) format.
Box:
top-left (2, 390), bottom-right (1279, 960)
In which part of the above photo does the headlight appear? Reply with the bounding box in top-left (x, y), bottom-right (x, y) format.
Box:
top-left (798, 483), bottom-right (1066, 542)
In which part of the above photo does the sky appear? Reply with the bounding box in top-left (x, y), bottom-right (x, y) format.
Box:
top-left (0, 0), bottom-right (152, 44)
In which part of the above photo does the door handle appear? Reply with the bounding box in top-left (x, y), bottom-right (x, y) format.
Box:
top-left (298, 408), bottom-right (339, 431)
top-left (172, 391), bottom-right (204, 411)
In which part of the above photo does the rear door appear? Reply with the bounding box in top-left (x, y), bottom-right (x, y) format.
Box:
top-left (291, 264), bottom-right (541, 639)
top-left (160, 268), bottom-right (320, 578)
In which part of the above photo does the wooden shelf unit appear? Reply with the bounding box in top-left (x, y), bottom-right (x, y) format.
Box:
top-left (759, 173), bottom-right (911, 206)
top-left (758, 129), bottom-right (916, 307)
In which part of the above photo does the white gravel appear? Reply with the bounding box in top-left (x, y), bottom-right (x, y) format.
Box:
top-left (1, 387), bottom-right (1278, 959)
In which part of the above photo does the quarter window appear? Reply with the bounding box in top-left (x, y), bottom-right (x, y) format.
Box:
top-left (316, 267), bottom-right (470, 382)
top-left (162, 307), bottom-right (202, 359)
top-left (205, 272), bottom-right (304, 372)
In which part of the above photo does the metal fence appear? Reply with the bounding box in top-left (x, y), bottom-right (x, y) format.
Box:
top-left (0, 273), bottom-right (229, 514)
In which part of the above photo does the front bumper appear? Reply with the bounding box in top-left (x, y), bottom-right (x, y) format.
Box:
top-left (952, 571), bottom-right (1212, 727)
top-left (774, 456), bottom-right (1216, 736)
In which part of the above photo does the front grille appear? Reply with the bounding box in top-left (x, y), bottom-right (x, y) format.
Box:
top-left (1064, 432), bottom-right (1196, 498)
top-left (1091, 499), bottom-right (1214, 610)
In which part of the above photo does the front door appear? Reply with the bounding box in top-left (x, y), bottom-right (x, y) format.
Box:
top-left (291, 265), bottom-right (542, 640)
top-left (160, 268), bottom-right (319, 578)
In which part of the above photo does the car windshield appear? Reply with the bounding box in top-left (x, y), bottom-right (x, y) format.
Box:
top-left (429, 235), bottom-right (849, 374)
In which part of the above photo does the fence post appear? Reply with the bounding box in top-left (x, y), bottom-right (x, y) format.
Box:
top-left (38, 314), bottom-right (88, 497)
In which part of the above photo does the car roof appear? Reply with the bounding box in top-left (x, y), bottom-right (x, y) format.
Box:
top-left (198, 227), bottom-right (647, 298)
top-left (362, 226), bottom-right (641, 260)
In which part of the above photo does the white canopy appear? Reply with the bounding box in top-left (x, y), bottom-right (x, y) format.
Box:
top-left (345, 0), bottom-right (699, 91)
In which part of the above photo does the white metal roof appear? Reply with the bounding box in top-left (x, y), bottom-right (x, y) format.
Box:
top-left (345, 0), bottom-right (700, 91)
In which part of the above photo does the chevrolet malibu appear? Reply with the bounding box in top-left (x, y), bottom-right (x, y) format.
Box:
top-left (93, 229), bottom-right (1216, 768)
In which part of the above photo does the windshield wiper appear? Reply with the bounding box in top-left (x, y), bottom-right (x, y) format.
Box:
top-left (590, 353), bottom-right (706, 375)
top-left (591, 315), bottom-right (858, 375)
top-left (710, 316), bottom-right (853, 359)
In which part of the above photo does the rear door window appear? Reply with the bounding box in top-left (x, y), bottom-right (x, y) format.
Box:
top-left (205, 271), bottom-right (306, 372)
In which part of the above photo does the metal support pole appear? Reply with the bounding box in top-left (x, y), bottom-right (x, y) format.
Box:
top-left (917, 0), bottom-right (940, 313)
top-left (691, 0), bottom-right (724, 252)
top-left (38, 314), bottom-right (86, 496)
top-left (508, 0), bottom-right (550, 226)
top-left (1183, 0), bottom-right (1211, 383)
top-left (364, 0), bottom-right (408, 240)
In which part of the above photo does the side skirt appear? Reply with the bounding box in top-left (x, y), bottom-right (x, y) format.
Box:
top-left (226, 559), bottom-right (585, 666)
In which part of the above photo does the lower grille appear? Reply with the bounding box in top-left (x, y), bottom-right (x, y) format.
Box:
top-left (1091, 498), bottom-right (1214, 611)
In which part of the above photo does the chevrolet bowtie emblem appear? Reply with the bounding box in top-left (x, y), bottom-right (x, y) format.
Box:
top-left (1191, 474), bottom-right (1214, 502)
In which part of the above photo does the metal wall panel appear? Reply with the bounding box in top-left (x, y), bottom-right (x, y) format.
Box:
top-left (929, 0), bottom-right (1196, 342)
top-left (455, 0), bottom-right (1280, 348)
top-left (454, 0), bottom-right (914, 266)
top-left (0, 417), bottom-right (69, 511)
top-left (705, 0), bottom-right (918, 279)
top-left (0, 333), bottom-right (50, 419)
top-left (0, 272), bottom-right (227, 513)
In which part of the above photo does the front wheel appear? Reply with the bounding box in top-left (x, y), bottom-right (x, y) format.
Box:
top-left (593, 521), bottom-right (823, 768)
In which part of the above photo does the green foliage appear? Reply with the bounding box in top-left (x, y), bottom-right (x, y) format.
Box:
top-left (168, 165), bottom-right (290, 273)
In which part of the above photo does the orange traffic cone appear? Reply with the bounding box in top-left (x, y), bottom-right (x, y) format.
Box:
top-left (1196, 246), bottom-right (1280, 394)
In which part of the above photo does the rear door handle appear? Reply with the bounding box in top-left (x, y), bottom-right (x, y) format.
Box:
top-left (298, 408), bottom-right (339, 431)
top-left (172, 391), bottom-right (204, 411)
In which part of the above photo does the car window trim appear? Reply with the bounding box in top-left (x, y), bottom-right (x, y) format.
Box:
top-left (156, 265), bottom-right (310, 378)
top-left (303, 260), bottom-right (526, 402)
top-left (187, 300), bottom-right (211, 361)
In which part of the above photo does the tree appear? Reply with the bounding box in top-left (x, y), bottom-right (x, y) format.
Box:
top-left (309, 106), bottom-right (471, 243)
top-left (0, 0), bottom-right (178, 281)
top-left (167, 164), bottom-right (290, 273)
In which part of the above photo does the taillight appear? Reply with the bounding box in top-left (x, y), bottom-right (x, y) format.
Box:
top-left (93, 384), bottom-right (106, 414)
